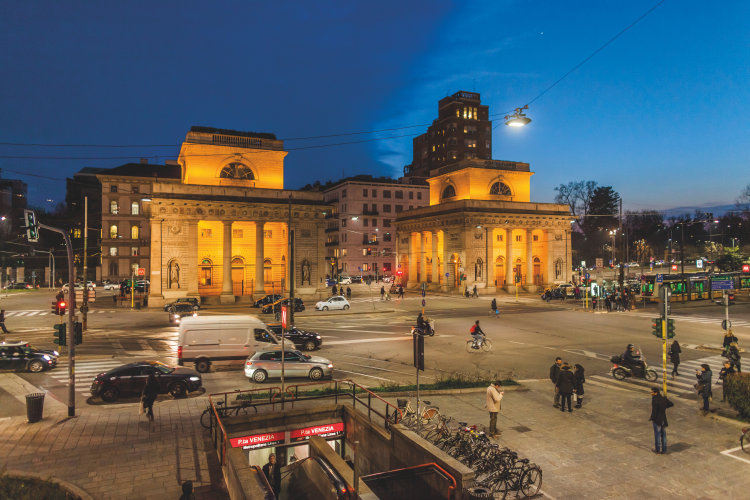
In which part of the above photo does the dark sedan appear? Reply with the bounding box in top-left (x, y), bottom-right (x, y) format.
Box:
top-left (0, 342), bottom-right (58, 373)
top-left (90, 361), bottom-right (202, 402)
top-left (261, 298), bottom-right (305, 314)
top-left (267, 323), bottom-right (322, 351)
top-left (253, 294), bottom-right (282, 308)
top-left (163, 297), bottom-right (200, 311)
top-left (168, 303), bottom-right (198, 324)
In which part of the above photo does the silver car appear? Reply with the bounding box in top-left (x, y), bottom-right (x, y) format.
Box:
top-left (244, 349), bottom-right (333, 383)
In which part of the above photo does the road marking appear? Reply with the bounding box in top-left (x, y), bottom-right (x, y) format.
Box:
top-left (327, 336), bottom-right (413, 345)
top-left (333, 369), bottom-right (397, 383)
top-left (720, 446), bottom-right (750, 465)
top-left (335, 360), bottom-right (436, 379)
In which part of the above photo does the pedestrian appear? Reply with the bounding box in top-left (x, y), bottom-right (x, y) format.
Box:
top-left (472, 285), bottom-right (478, 298)
top-left (346, 286), bottom-right (351, 299)
top-left (727, 342), bottom-right (741, 373)
top-left (262, 453), bottom-right (281, 495)
top-left (179, 480), bottom-right (195, 500)
top-left (385, 290), bottom-right (391, 301)
top-left (556, 363), bottom-right (576, 412)
top-left (112, 293), bottom-right (117, 307)
top-left (649, 387), bottom-right (674, 454)
top-left (490, 298), bottom-right (499, 318)
top-left (485, 380), bottom-right (504, 437)
top-left (141, 373), bottom-right (159, 422)
top-left (398, 285), bottom-right (404, 299)
top-left (668, 339), bottom-right (682, 377)
top-left (380, 286), bottom-right (385, 301)
top-left (573, 363), bottom-right (585, 408)
top-left (550, 357), bottom-right (563, 408)
top-left (0, 309), bottom-right (9, 335)
top-left (722, 329), bottom-right (738, 356)
top-left (718, 360), bottom-right (735, 402)
top-left (332, 284), bottom-right (338, 296)
top-left (696, 363), bottom-right (712, 415)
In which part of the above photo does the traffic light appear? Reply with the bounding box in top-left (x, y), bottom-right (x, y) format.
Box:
top-left (54, 323), bottom-right (67, 346)
top-left (24, 209), bottom-right (39, 242)
top-left (651, 318), bottom-right (663, 337)
top-left (51, 301), bottom-right (58, 314)
top-left (74, 321), bottom-right (83, 345)
top-left (667, 318), bottom-right (675, 339)
top-left (57, 300), bottom-right (66, 316)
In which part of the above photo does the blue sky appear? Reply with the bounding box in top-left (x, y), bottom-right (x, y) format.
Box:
top-left (1, 1), bottom-right (748, 211)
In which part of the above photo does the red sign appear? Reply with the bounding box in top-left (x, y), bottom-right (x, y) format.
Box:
top-left (290, 422), bottom-right (344, 443)
top-left (137, 268), bottom-right (145, 276)
top-left (230, 431), bottom-right (285, 449)
top-left (671, 264), bottom-right (678, 271)
top-left (743, 264), bottom-right (750, 273)
top-left (281, 305), bottom-right (289, 329)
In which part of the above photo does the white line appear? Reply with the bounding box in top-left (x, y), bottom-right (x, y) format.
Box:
top-left (335, 360), bottom-right (436, 379)
top-left (720, 446), bottom-right (750, 465)
top-left (333, 369), bottom-right (396, 383)
top-left (327, 336), bottom-right (413, 345)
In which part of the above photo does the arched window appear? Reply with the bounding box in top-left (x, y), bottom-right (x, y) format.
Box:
top-left (263, 259), bottom-right (272, 284)
top-left (200, 258), bottom-right (213, 286)
top-left (220, 162), bottom-right (254, 180)
top-left (110, 200), bottom-right (119, 214)
top-left (109, 225), bottom-right (118, 239)
top-left (490, 182), bottom-right (512, 196)
top-left (131, 225), bottom-right (140, 239)
top-left (442, 185), bottom-right (456, 199)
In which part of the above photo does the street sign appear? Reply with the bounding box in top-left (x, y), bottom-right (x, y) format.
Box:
top-left (743, 264), bottom-right (750, 273)
top-left (281, 305), bottom-right (289, 329)
top-left (711, 279), bottom-right (733, 291)
top-left (585, 273), bottom-right (590, 280)
top-left (445, 273), bottom-right (449, 277)
top-left (722, 319), bottom-right (732, 331)
top-left (658, 286), bottom-right (672, 300)
top-left (656, 274), bottom-right (663, 283)
top-left (421, 289), bottom-right (426, 298)
top-left (696, 260), bottom-right (703, 269)
top-left (595, 258), bottom-right (603, 268)
top-left (137, 268), bottom-right (145, 276)
top-left (421, 299), bottom-right (426, 307)
top-left (671, 264), bottom-right (678, 271)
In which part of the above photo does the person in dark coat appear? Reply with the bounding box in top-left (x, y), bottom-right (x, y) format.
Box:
top-left (727, 342), bottom-right (741, 373)
top-left (550, 357), bottom-right (562, 407)
top-left (141, 373), bottom-right (159, 422)
top-left (398, 285), bottom-right (405, 299)
top-left (262, 453), bottom-right (281, 495)
top-left (490, 298), bottom-right (499, 318)
top-left (179, 480), bottom-right (195, 500)
top-left (718, 360), bottom-right (735, 402)
top-left (668, 339), bottom-right (682, 377)
top-left (573, 364), bottom-right (585, 408)
top-left (722, 329), bottom-right (738, 355)
top-left (0, 309), bottom-right (9, 335)
top-left (380, 286), bottom-right (385, 300)
top-left (649, 387), bottom-right (674, 454)
top-left (556, 363), bottom-right (576, 412)
top-left (696, 364), bottom-right (712, 415)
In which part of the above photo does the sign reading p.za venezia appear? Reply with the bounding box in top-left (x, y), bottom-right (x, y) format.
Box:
top-left (230, 422), bottom-right (344, 449)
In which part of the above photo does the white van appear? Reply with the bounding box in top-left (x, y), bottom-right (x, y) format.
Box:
top-left (177, 315), bottom-right (290, 373)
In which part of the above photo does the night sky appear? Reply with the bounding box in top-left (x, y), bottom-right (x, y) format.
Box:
top-left (1, 1), bottom-right (748, 212)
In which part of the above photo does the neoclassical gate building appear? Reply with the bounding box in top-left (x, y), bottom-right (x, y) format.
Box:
top-left (145, 127), bottom-right (329, 307)
top-left (394, 159), bottom-right (572, 292)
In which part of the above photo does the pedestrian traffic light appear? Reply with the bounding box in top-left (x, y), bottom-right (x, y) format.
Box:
top-left (667, 318), bottom-right (675, 339)
top-left (651, 318), bottom-right (663, 337)
top-left (57, 300), bottom-right (66, 316)
top-left (54, 323), bottom-right (67, 346)
top-left (74, 321), bottom-right (83, 345)
top-left (24, 209), bottom-right (39, 243)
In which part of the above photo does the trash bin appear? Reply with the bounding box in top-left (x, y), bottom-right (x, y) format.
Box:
top-left (135, 302), bottom-right (141, 310)
top-left (143, 296), bottom-right (148, 307)
top-left (25, 393), bottom-right (45, 423)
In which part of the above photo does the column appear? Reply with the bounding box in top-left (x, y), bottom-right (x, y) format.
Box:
top-left (220, 221), bottom-right (234, 304)
top-left (526, 229), bottom-right (534, 288)
top-left (486, 228), bottom-right (495, 288)
top-left (186, 221), bottom-right (200, 299)
top-left (408, 232), bottom-right (417, 286)
top-left (505, 228), bottom-right (513, 287)
top-left (545, 229), bottom-right (555, 286)
top-left (419, 232), bottom-right (427, 284)
top-left (149, 219), bottom-right (162, 302)
top-left (255, 222), bottom-right (265, 294)
top-left (431, 232), bottom-right (439, 285)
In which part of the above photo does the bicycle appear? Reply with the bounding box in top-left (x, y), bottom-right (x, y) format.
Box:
top-left (396, 398), bottom-right (441, 434)
top-left (200, 393), bottom-right (256, 429)
top-left (742, 427), bottom-right (750, 453)
top-left (466, 336), bottom-right (492, 353)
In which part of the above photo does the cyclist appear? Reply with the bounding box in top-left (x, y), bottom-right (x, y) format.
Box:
top-left (470, 320), bottom-right (485, 348)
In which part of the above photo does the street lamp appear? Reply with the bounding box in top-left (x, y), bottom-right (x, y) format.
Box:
top-left (504, 105), bottom-right (532, 127)
top-left (609, 229), bottom-right (617, 267)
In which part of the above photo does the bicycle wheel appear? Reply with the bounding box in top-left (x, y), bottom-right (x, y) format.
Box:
top-left (200, 409), bottom-right (212, 429)
top-left (482, 339), bottom-right (492, 352)
top-left (520, 466), bottom-right (542, 498)
top-left (466, 341), bottom-right (478, 353)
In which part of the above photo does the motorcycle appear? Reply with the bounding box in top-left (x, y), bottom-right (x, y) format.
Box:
top-left (411, 320), bottom-right (435, 337)
top-left (610, 350), bottom-right (657, 382)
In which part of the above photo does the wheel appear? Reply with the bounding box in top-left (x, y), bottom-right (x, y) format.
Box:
top-left (322, 306), bottom-right (329, 311)
top-left (612, 367), bottom-right (628, 380)
top-left (481, 339), bottom-right (492, 352)
top-left (304, 340), bottom-right (316, 351)
top-left (252, 370), bottom-right (267, 383)
top-left (466, 341), bottom-right (477, 353)
top-left (742, 431), bottom-right (749, 453)
top-left (100, 386), bottom-right (119, 402)
top-left (169, 382), bottom-right (187, 398)
top-left (343, 305), bottom-right (349, 310)
top-left (200, 409), bottom-right (212, 429)
top-left (645, 369), bottom-right (658, 382)
top-left (28, 360), bottom-right (45, 373)
top-left (464, 486), bottom-right (494, 499)
top-left (309, 367), bottom-right (324, 381)
top-left (520, 467), bottom-right (543, 497)
top-left (195, 359), bottom-right (210, 373)
top-left (429, 328), bottom-right (435, 337)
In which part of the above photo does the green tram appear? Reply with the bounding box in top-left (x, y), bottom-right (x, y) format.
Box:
top-left (640, 273), bottom-right (741, 302)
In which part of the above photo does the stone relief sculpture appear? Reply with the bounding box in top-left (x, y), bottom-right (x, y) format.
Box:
top-left (301, 259), bottom-right (311, 285)
top-left (555, 258), bottom-right (563, 279)
top-left (168, 259), bottom-right (180, 289)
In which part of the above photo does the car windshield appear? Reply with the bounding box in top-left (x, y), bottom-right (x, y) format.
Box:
top-left (150, 362), bottom-right (174, 374)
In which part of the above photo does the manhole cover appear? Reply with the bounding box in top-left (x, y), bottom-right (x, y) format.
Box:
top-left (667, 442), bottom-right (691, 453)
top-left (512, 425), bottom-right (532, 433)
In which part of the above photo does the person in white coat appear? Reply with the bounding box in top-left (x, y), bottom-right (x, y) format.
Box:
top-left (486, 381), bottom-right (504, 437)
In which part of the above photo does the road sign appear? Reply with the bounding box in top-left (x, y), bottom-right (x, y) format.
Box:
top-left (711, 279), bottom-right (733, 291)
top-left (696, 260), bottom-right (704, 269)
top-left (445, 273), bottom-right (449, 277)
top-left (671, 264), bottom-right (678, 271)
top-left (137, 268), bottom-right (145, 276)
top-left (658, 286), bottom-right (672, 300)
top-left (421, 289), bottom-right (426, 297)
top-left (656, 274), bottom-right (663, 283)
top-left (585, 273), bottom-right (590, 280)
top-left (281, 305), bottom-right (289, 329)
top-left (722, 319), bottom-right (732, 331)
top-left (743, 264), bottom-right (749, 273)
top-left (421, 299), bottom-right (426, 307)
top-left (595, 258), bottom-right (603, 268)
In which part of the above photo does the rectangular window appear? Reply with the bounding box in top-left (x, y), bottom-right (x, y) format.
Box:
top-left (201, 229), bottom-right (212, 238)
top-left (109, 247), bottom-right (118, 256)
top-left (515, 235), bottom-right (522, 242)
top-left (395, 205), bottom-right (403, 212)
top-left (409, 206), bottom-right (414, 210)
top-left (110, 201), bottom-right (119, 215)
top-left (362, 249), bottom-right (368, 256)
top-left (409, 192), bottom-right (414, 200)
top-left (383, 219), bottom-right (391, 227)
top-left (383, 204), bottom-right (391, 213)
top-left (341, 219), bottom-right (347, 227)
top-left (341, 249), bottom-right (347, 257)
top-left (363, 189), bottom-right (368, 197)
top-left (131, 202), bottom-right (140, 215)
top-left (109, 225), bottom-right (118, 239)
top-left (131, 247), bottom-right (139, 257)
top-left (383, 190), bottom-right (391, 198)
top-left (363, 203), bottom-right (368, 212)
top-left (364, 219), bottom-right (369, 227)
top-left (383, 262), bottom-right (392, 272)
top-left (395, 191), bottom-right (403, 199)
top-left (533, 234), bottom-right (538, 242)
top-left (132, 186), bottom-right (139, 194)
top-left (233, 229), bottom-right (244, 238)
top-left (264, 230), bottom-right (272, 239)
top-left (362, 263), bottom-right (370, 270)
top-left (110, 185), bottom-right (118, 193)
top-left (384, 232), bottom-right (392, 242)
top-left (497, 234), bottom-right (503, 242)
top-left (372, 219), bottom-right (377, 227)
top-left (371, 189), bottom-right (377, 197)
top-left (417, 192), bottom-right (422, 200)
top-left (342, 189), bottom-right (347, 198)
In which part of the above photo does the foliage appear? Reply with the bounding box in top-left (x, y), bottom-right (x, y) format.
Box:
top-left (725, 372), bottom-right (750, 419)
top-left (0, 476), bottom-right (79, 500)
top-left (715, 249), bottom-right (744, 271)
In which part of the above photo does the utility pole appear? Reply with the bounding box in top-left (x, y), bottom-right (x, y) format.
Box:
top-left (82, 196), bottom-right (88, 331)
top-left (681, 223), bottom-right (687, 301)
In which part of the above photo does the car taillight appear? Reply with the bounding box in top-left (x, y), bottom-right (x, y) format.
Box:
top-left (246, 360), bottom-right (253, 366)
top-left (177, 346), bottom-right (182, 359)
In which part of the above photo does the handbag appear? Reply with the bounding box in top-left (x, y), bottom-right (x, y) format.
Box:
top-left (694, 383), bottom-right (705, 393)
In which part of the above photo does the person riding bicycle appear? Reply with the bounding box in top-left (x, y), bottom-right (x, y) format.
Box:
top-left (470, 320), bottom-right (485, 347)
top-left (622, 344), bottom-right (645, 373)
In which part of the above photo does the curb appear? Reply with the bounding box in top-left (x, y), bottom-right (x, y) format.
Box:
top-left (369, 384), bottom-right (525, 398)
top-left (2, 469), bottom-right (94, 500)
top-left (707, 411), bottom-right (750, 427)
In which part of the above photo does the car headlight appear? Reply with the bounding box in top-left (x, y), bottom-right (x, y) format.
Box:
top-left (315, 335), bottom-right (321, 339)
top-left (189, 376), bottom-right (200, 381)
top-left (53, 351), bottom-right (59, 356)
top-left (43, 355), bottom-right (50, 361)
top-left (327, 364), bottom-right (333, 368)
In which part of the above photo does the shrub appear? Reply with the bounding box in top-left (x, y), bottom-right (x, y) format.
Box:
top-left (0, 476), bottom-right (80, 500)
top-left (725, 372), bottom-right (750, 419)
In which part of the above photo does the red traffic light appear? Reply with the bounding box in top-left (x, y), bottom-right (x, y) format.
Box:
top-left (743, 264), bottom-right (750, 273)
top-left (59, 301), bottom-right (66, 308)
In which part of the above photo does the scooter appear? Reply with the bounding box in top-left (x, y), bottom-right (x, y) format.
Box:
top-left (411, 320), bottom-right (435, 337)
top-left (610, 351), bottom-right (657, 382)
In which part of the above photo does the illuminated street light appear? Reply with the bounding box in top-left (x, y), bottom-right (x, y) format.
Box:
top-left (504, 105), bottom-right (532, 127)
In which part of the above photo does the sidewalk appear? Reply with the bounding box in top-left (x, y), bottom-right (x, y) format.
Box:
top-left (0, 386), bottom-right (227, 500)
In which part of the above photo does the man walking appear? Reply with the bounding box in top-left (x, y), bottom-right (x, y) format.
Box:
top-left (649, 387), bottom-right (673, 454)
top-left (550, 357), bottom-right (562, 408)
top-left (0, 309), bottom-right (9, 335)
top-left (718, 360), bottom-right (735, 402)
top-left (485, 381), bottom-right (504, 437)
top-left (262, 453), bottom-right (281, 495)
top-left (398, 285), bottom-right (405, 299)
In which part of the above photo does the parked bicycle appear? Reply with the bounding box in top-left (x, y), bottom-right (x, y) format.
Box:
top-left (200, 392), bottom-right (256, 429)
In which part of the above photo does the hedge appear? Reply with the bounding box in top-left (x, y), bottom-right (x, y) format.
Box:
top-left (725, 372), bottom-right (750, 419)
top-left (0, 476), bottom-right (80, 500)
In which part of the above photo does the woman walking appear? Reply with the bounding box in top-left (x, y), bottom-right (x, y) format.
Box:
top-left (669, 339), bottom-right (682, 377)
top-left (142, 373), bottom-right (159, 422)
top-left (573, 364), bottom-right (585, 408)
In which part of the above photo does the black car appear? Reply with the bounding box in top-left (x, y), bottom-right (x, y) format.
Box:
top-left (168, 303), bottom-right (198, 324)
top-left (8, 282), bottom-right (33, 289)
top-left (267, 323), bottom-right (322, 351)
top-left (253, 294), bottom-right (282, 308)
top-left (163, 297), bottom-right (201, 311)
top-left (90, 360), bottom-right (202, 402)
top-left (350, 276), bottom-right (362, 284)
top-left (261, 297), bottom-right (305, 314)
top-left (0, 342), bottom-right (58, 373)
